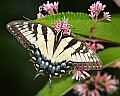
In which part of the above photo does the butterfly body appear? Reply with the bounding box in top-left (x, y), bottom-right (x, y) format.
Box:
top-left (6, 20), bottom-right (102, 81)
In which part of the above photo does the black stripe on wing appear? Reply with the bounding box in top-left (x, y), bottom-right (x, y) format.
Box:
top-left (58, 38), bottom-right (78, 56)
top-left (32, 23), bottom-right (38, 40)
top-left (41, 25), bottom-right (48, 49)
top-left (53, 31), bottom-right (63, 54)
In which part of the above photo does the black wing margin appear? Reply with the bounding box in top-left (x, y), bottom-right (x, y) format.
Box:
top-left (6, 20), bottom-right (32, 49)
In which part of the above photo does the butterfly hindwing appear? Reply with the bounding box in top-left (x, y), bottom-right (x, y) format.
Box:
top-left (6, 20), bottom-right (102, 77)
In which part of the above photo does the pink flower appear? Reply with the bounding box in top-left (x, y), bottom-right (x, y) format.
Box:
top-left (88, 1), bottom-right (106, 14)
top-left (97, 1), bottom-right (106, 11)
top-left (54, 21), bottom-right (62, 32)
top-left (54, 19), bottom-right (71, 35)
top-left (88, 1), bottom-right (107, 20)
top-left (86, 41), bottom-right (104, 52)
top-left (74, 71), bottom-right (119, 96)
top-left (93, 71), bottom-right (119, 94)
top-left (54, 22), bottom-right (62, 32)
top-left (72, 70), bottom-right (90, 80)
top-left (37, 12), bottom-right (44, 18)
top-left (42, 1), bottom-right (59, 15)
top-left (43, 1), bottom-right (53, 11)
top-left (89, 12), bottom-right (95, 19)
top-left (74, 82), bottom-right (100, 96)
top-left (43, 1), bottom-right (54, 15)
top-left (103, 12), bottom-right (111, 21)
top-left (53, 2), bottom-right (59, 13)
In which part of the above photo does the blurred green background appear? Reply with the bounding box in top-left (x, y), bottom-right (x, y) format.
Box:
top-left (0, 0), bottom-right (120, 96)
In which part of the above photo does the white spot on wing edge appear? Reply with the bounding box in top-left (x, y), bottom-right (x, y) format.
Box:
top-left (23, 22), bottom-right (28, 25)
top-left (7, 24), bottom-right (10, 28)
top-left (13, 22), bottom-right (19, 25)
top-left (23, 25), bottom-right (28, 28)
top-left (15, 25), bottom-right (20, 28)
top-left (20, 28), bottom-right (29, 33)
top-left (18, 28), bottom-right (22, 30)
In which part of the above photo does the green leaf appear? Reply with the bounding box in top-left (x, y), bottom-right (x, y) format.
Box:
top-left (99, 47), bottom-right (120, 66)
top-left (36, 47), bottom-right (120, 96)
top-left (34, 12), bottom-right (120, 43)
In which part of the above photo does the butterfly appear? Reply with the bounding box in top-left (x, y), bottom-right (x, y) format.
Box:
top-left (6, 20), bottom-right (102, 86)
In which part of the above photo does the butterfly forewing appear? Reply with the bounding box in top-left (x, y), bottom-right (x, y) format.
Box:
top-left (6, 20), bottom-right (102, 75)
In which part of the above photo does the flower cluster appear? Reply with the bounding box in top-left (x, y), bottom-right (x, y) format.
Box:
top-left (88, 1), bottom-right (111, 37)
top-left (54, 18), bottom-right (71, 35)
top-left (37, 12), bottom-right (44, 18)
top-left (74, 71), bottom-right (119, 96)
top-left (103, 12), bottom-right (111, 21)
top-left (86, 40), bottom-right (104, 52)
top-left (74, 82), bottom-right (101, 96)
top-left (88, 1), bottom-right (111, 21)
top-left (37, 1), bottom-right (59, 18)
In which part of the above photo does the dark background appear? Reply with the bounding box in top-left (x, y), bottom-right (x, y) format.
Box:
top-left (0, 0), bottom-right (120, 96)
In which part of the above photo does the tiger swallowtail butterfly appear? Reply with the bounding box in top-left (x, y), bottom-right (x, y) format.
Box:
top-left (6, 20), bottom-right (102, 87)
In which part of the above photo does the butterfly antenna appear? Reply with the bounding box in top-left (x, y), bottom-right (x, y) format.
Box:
top-left (23, 16), bottom-right (31, 21)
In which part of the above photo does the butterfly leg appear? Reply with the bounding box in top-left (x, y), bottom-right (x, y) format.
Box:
top-left (34, 68), bottom-right (44, 80)
top-left (49, 74), bottom-right (53, 88)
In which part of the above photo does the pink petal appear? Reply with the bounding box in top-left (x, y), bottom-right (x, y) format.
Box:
top-left (96, 43), bottom-right (104, 49)
top-left (107, 79), bottom-right (119, 85)
top-left (103, 12), bottom-right (111, 21)
top-left (94, 90), bottom-right (100, 96)
top-left (106, 75), bottom-right (112, 80)
top-left (37, 12), bottom-right (44, 18)
top-left (115, 61), bottom-right (120, 67)
top-left (82, 70), bottom-right (90, 77)
top-left (102, 73), bottom-right (108, 78)
top-left (95, 71), bottom-right (101, 81)
top-left (106, 85), bottom-right (118, 93)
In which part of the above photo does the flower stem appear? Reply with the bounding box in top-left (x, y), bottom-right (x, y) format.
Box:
top-left (89, 13), bottom-right (99, 38)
